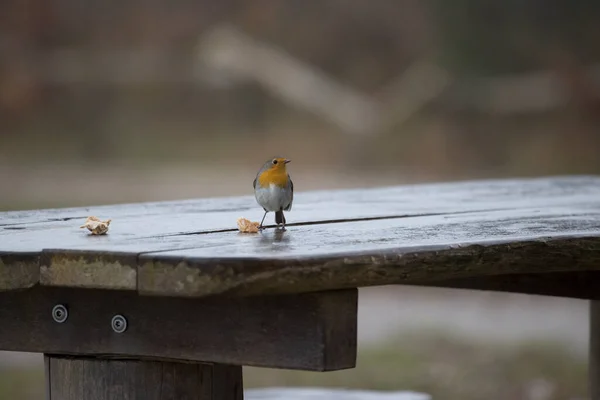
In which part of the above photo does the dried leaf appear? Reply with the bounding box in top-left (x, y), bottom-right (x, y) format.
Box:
top-left (237, 217), bottom-right (260, 233)
top-left (80, 216), bottom-right (112, 235)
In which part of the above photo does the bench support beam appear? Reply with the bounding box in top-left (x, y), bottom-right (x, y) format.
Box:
top-left (0, 286), bottom-right (357, 371)
top-left (45, 355), bottom-right (243, 400)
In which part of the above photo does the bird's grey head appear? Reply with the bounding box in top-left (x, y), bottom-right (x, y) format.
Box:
top-left (259, 157), bottom-right (291, 173)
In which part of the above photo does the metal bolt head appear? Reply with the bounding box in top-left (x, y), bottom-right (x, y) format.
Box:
top-left (52, 304), bottom-right (68, 323)
top-left (111, 314), bottom-right (127, 333)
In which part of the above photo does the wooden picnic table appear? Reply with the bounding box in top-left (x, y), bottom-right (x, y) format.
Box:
top-left (1, 175), bottom-right (600, 399)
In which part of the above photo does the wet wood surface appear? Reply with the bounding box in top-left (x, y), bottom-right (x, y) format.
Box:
top-left (1, 176), bottom-right (600, 298)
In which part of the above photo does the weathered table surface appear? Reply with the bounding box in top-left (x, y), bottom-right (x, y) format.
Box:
top-left (2, 175), bottom-right (600, 400)
top-left (2, 175), bottom-right (600, 297)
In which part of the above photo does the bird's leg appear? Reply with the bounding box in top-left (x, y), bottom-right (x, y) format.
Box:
top-left (259, 211), bottom-right (268, 230)
top-left (277, 211), bottom-right (286, 230)
top-left (279, 217), bottom-right (285, 230)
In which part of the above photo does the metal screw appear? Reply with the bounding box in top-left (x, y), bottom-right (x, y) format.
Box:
top-left (111, 314), bottom-right (127, 333)
top-left (52, 304), bottom-right (68, 323)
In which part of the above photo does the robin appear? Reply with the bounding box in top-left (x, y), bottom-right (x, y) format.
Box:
top-left (253, 157), bottom-right (294, 229)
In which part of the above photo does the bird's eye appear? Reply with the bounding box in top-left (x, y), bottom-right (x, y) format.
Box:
top-left (272, 159), bottom-right (278, 165)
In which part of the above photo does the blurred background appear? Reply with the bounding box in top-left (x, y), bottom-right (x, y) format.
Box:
top-left (1, 0), bottom-right (599, 399)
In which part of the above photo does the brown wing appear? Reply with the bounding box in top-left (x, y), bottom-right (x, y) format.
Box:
top-left (284, 175), bottom-right (293, 211)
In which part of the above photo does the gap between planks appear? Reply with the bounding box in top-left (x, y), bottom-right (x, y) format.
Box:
top-left (130, 206), bottom-right (518, 241)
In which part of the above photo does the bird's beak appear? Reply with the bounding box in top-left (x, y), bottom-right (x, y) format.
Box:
top-left (284, 159), bottom-right (291, 164)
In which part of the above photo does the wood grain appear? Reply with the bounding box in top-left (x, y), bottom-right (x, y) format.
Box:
top-left (138, 237), bottom-right (600, 297)
top-left (417, 270), bottom-right (600, 300)
top-left (1, 176), bottom-right (599, 299)
top-left (45, 355), bottom-right (243, 400)
top-left (0, 286), bottom-right (357, 371)
top-left (39, 251), bottom-right (137, 290)
top-left (0, 252), bottom-right (39, 290)
top-left (21, 208), bottom-right (600, 297)
top-left (1, 175), bottom-right (598, 249)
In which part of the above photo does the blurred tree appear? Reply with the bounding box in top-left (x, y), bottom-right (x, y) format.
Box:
top-left (433, 0), bottom-right (600, 75)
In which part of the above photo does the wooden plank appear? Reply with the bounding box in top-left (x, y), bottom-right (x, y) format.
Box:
top-left (0, 252), bottom-right (39, 290)
top-left (137, 236), bottom-right (600, 298)
top-left (0, 286), bottom-right (357, 371)
top-left (45, 355), bottom-right (243, 400)
top-left (417, 271), bottom-right (600, 300)
top-left (134, 210), bottom-right (600, 297)
top-left (39, 251), bottom-right (138, 291)
top-left (211, 364), bottom-right (244, 400)
top-left (3, 206), bottom-right (600, 295)
top-left (32, 204), bottom-right (599, 255)
top-left (139, 207), bottom-right (600, 258)
top-left (0, 195), bottom-right (252, 226)
top-left (3, 202), bottom-right (600, 255)
top-left (1, 176), bottom-right (599, 248)
top-left (0, 176), bottom-right (599, 297)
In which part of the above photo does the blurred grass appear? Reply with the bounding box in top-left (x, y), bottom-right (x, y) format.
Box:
top-left (0, 367), bottom-right (45, 400)
top-left (1, 330), bottom-right (586, 400)
top-left (245, 331), bottom-right (587, 400)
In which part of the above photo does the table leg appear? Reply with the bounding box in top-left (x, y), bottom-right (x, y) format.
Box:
top-left (44, 355), bottom-right (243, 400)
top-left (591, 301), bottom-right (600, 400)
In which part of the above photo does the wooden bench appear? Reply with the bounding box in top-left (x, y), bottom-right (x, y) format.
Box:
top-left (1, 175), bottom-right (600, 399)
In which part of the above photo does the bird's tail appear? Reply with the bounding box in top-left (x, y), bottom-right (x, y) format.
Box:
top-left (275, 210), bottom-right (286, 225)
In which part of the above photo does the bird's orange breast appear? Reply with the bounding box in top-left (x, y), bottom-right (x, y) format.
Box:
top-left (258, 168), bottom-right (289, 188)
